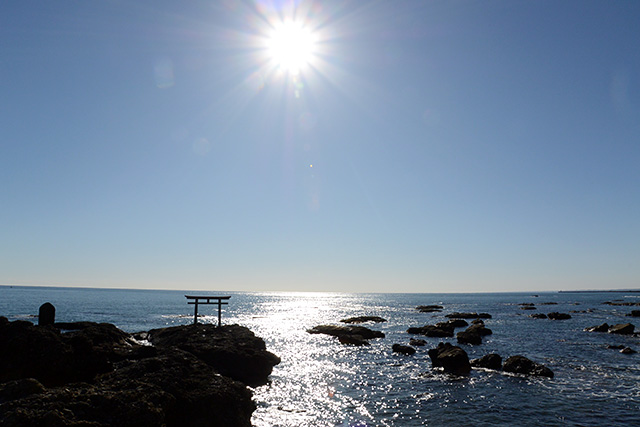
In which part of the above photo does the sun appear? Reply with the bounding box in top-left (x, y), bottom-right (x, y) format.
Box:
top-left (266, 20), bottom-right (317, 75)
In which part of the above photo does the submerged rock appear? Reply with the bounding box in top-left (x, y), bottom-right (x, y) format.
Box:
top-left (446, 312), bottom-right (492, 319)
top-left (416, 305), bottom-right (444, 313)
top-left (603, 301), bottom-right (640, 306)
top-left (628, 310), bottom-right (640, 318)
top-left (530, 313), bottom-right (548, 319)
top-left (409, 338), bottom-right (427, 347)
top-left (340, 316), bottom-right (387, 324)
top-left (392, 344), bottom-right (416, 355)
top-left (547, 312), bottom-right (571, 320)
top-left (503, 355), bottom-right (553, 378)
top-left (428, 342), bottom-right (471, 375)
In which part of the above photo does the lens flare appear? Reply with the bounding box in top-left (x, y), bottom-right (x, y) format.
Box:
top-left (266, 20), bottom-right (317, 75)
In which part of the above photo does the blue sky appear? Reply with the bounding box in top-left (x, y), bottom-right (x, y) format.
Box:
top-left (1, 0), bottom-right (639, 293)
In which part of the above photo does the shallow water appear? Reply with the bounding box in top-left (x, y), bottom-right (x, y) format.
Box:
top-left (1, 287), bottom-right (639, 426)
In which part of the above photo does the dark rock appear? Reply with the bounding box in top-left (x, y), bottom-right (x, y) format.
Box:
top-left (416, 305), bottom-right (444, 313)
top-left (0, 320), bottom-right (128, 386)
top-left (540, 302), bottom-right (558, 305)
top-left (446, 319), bottom-right (469, 328)
top-left (519, 303), bottom-right (535, 306)
top-left (586, 323), bottom-right (609, 332)
top-left (607, 344), bottom-right (625, 349)
top-left (307, 324), bottom-right (384, 347)
top-left (149, 324), bottom-right (281, 387)
top-left (38, 302), bottom-right (55, 326)
top-left (409, 338), bottom-right (427, 346)
top-left (471, 319), bottom-right (485, 325)
top-left (307, 324), bottom-right (384, 340)
top-left (340, 316), bottom-right (387, 324)
top-left (428, 342), bottom-right (471, 375)
top-left (608, 323), bottom-right (635, 335)
top-left (407, 323), bottom-right (454, 337)
top-left (530, 313), bottom-right (548, 319)
top-left (503, 355), bottom-right (553, 378)
top-left (0, 378), bottom-right (46, 403)
top-left (628, 310), bottom-right (640, 317)
top-left (338, 335), bottom-right (370, 346)
top-left (0, 320), bottom-right (278, 426)
top-left (620, 347), bottom-right (636, 354)
top-left (603, 301), bottom-right (640, 306)
top-left (446, 312), bottom-right (492, 319)
top-left (456, 323), bottom-right (492, 345)
top-left (470, 353), bottom-right (502, 370)
top-left (0, 350), bottom-right (255, 427)
top-left (457, 330), bottom-right (482, 345)
top-left (548, 312), bottom-right (571, 320)
top-left (520, 306), bottom-right (537, 310)
top-left (392, 344), bottom-right (416, 355)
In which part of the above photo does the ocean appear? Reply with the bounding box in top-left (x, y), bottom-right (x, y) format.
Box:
top-left (1, 286), bottom-right (639, 426)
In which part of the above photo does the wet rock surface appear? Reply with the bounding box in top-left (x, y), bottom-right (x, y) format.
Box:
top-left (547, 312), bottom-right (572, 320)
top-left (503, 355), bottom-right (554, 378)
top-left (428, 342), bottom-right (471, 375)
top-left (307, 324), bottom-right (385, 345)
top-left (470, 353), bottom-right (503, 371)
top-left (0, 319), bottom-right (279, 426)
top-left (456, 323), bottom-right (492, 345)
top-left (392, 344), bottom-right (416, 355)
top-left (416, 305), bottom-right (444, 313)
top-left (340, 316), bottom-right (387, 324)
top-left (608, 323), bottom-right (635, 335)
top-left (445, 312), bottom-right (492, 319)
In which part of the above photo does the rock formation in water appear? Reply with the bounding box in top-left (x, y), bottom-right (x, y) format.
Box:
top-left (547, 312), bottom-right (572, 320)
top-left (470, 353), bottom-right (503, 370)
top-left (456, 323), bottom-right (492, 345)
top-left (503, 355), bottom-right (554, 378)
top-left (0, 317), bottom-right (280, 426)
top-left (392, 344), bottom-right (416, 355)
top-left (445, 312), bottom-right (492, 319)
top-left (307, 324), bottom-right (385, 346)
top-left (530, 313), bottom-right (548, 319)
top-left (416, 305), bottom-right (444, 313)
top-left (428, 342), bottom-right (471, 375)
top-left (340, 316), bottom-right (387, 324)
top-left (608, 323), bottom-right (635, 335)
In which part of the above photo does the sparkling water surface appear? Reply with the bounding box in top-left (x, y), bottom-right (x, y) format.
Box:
top-left (1, 286), bottom-right (639, 426)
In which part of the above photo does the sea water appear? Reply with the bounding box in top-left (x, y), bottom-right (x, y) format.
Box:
top-left (1, 286), bottom-right (639, 426)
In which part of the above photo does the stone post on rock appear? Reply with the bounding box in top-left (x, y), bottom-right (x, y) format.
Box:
top-left (38, 302), bottom-right (55, 326)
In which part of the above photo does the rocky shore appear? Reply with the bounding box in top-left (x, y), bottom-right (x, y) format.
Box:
top-left (0, 317), bottom-right (280, 426)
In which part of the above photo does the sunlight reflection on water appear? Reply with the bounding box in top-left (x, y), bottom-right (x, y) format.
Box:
top-left (2, 288), bottom-right (639, 426)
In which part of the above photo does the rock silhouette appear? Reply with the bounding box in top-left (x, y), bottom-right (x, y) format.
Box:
top-left (0, 317), bottom-right (280, 426)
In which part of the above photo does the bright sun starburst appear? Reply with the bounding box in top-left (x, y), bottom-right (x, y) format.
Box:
top-left (266, 20), bottom-right (317, 75)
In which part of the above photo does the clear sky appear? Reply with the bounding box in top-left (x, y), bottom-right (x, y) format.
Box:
top-left (1, 0), bottom-right (639, 293)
